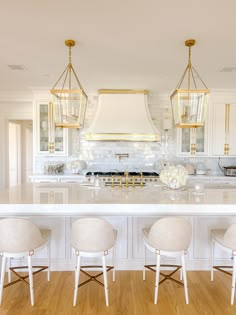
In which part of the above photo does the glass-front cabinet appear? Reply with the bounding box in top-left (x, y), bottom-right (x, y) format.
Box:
top-left (35, 101), bottom-right (68, 156)
top-left (177, 126), bottom-right (208, 156)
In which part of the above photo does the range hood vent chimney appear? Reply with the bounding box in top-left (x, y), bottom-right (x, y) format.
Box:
top-left (85, 89), bottom-right (160, 141)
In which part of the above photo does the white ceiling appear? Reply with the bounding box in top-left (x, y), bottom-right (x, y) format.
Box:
top-left (1, 0), bottom-right (236, 95)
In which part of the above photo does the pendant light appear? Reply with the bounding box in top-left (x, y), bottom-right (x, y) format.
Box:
top-left (170, 39), bottom-right (210, 129)
top-left (50, 39), bottom-right (88, 128)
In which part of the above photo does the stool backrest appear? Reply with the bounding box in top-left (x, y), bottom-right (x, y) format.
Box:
top-left (224, 223), bottom-right (236, 249)
top-left (71, 217), bottom-right (115, 252)
top-left (0, 218), bottom-right (43, 253)
top-left (148, 217), bottom-right (192, 251)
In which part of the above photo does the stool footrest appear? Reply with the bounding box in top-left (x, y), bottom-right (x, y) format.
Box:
top-left (213, 265), bottom-right (232, 277)
top-left (4, 265), bottom-right (48, 288)
top-left (145, 264), bottom-right (183, 286)
top-left (78, 265), bottom-right (114, 288)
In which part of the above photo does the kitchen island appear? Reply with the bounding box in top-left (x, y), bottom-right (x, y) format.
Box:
top-left (0, 182), bottom-right (236, 271)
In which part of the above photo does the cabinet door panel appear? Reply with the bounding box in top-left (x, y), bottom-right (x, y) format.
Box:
top-left (212, 103), bottom-right (236, 156)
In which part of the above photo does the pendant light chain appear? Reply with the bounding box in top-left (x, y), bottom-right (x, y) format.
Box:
top-left (69, 45), bottom-right (72, 89)
top-left (187, 46), bottom-right (192, 90)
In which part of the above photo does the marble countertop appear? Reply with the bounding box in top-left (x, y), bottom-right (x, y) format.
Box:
top-left (0, 182), bottom-right (236, 216)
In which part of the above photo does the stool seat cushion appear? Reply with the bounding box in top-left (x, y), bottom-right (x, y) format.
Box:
top-left (142, 217), bottom-right (192, 251)
top-left (211, 229), bottom-right (226, 246)
top-left (39, 229), bottom-right (52, 247)
top-left (71, 218), bottom-right (117, 252)
top-left (211, 225), bottom-right (236, 250)
top-left (0, 219), bottom-right (51, 253)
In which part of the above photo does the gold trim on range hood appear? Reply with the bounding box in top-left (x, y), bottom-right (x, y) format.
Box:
top-left (85, 89), bottom-right (160, 142)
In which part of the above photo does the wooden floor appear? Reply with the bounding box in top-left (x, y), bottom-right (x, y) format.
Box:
top-left (1, 270), bottom-right (236, 315)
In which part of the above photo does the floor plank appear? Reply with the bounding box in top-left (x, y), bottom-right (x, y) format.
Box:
top-left (1, 270), bottom-right (236, 314)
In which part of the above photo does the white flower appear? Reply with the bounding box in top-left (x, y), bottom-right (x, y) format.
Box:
top-left (71, 160), bottom-right (87, 173)
top-left (160, 165), bottom-right (188, 188)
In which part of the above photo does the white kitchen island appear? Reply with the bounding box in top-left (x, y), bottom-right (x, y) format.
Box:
top-left (0, 182), bottom-right (236, 271)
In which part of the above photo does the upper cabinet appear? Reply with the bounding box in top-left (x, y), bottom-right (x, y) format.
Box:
top-left (211, 102), bottom-right (236, 156)
top-left (177, 125), bottom-right (208, 156)
top-left (34, 100), bottom-right (68, 156)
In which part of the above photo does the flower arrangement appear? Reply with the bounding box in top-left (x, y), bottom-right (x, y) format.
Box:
top-left (71, 160), bottom-right (87, 174)
top-left (159, 165), bottom-right (188, 189)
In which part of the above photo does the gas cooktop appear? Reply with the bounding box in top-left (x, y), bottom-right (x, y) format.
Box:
top-left (86, 171), bottom-right (159, 177)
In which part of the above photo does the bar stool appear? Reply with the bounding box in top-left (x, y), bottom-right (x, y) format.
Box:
top-left (211, 224), bottom-right (236, 304)
top-left (71, 217), bottom-right (117, 307)
top-left (143, 217), bottom-right (192, 304)
top-left (0, 218), bottom-right (51, 306)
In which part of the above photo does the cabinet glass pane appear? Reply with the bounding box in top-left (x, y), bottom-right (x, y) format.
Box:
top-left (39, 104), bottom-right (49, 152)
top-left (181, 127), bottom-right (205, 153)
top-left (181, 129), bottom-right (191, 152)
top-left (196, 127), bottom-right (204, 152)
top-left (55, 126), bottom-right (64, 152)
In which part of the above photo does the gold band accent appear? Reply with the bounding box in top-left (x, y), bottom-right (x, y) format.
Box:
top-left (98, 89), bottom-right (148, 95)
top-left (85, 133), bottom-right (160, 142)
top-left (224, 104), bottom-right (230, 155)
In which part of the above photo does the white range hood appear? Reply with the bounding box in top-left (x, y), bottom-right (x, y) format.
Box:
top-left (85, 90), bottom-right (160, 141)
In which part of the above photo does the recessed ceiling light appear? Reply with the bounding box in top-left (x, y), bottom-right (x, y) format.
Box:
top-left (220, 67), bottom-right (236, 72)
top-left (8, 64), bottom-right (27, 71)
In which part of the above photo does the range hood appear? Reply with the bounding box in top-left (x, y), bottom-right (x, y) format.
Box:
top-left (85, 90), bottom-right (160, 141)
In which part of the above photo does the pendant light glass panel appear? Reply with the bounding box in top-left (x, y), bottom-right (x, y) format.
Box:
top-left (51, 89), bottom-right (87, 128)
top-left (171, 90), bottom-right (209, 128)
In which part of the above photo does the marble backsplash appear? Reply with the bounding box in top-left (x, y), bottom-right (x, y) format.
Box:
top-left (34, 93), bottom-right (236, 176)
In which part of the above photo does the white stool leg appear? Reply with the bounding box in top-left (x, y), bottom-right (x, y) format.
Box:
top-left (73, 255), bottom-right (81, 306)
top-left (181, 254), bottom-right (189, 304)
top-left (154, 254), bottom-right (161, 304)
top-left (8, 258), bottom-right (11, 283)
top-left (28, 255), bottom-right (34, 306)
top-left (102, 255), bottom-right (109, 306)
top-left (179, 257), bottom-right (182, 281)
top-left (0, 255), bottom-right (6, 305)
top-left (211, 239), bottom-right (215, 282)
top-left (231, 255), bottom-right (236, 305)
top-left (143, 245), bottom-right (147, 281)
top-left (112, 246), bottom-right (116, 282)
top-left (47, 240), bottom-right (51, 282)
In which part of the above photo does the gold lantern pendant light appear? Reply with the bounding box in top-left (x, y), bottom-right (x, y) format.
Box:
top-left (50, 39), bottom-right (88, 128)
top-left (170, 39), bottom-right (210, 155)
top-left (170, 39), bottom-right (210, 128)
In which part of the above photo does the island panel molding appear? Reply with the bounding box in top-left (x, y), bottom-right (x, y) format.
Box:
top-left (0, 183), bottom-right (236, 271)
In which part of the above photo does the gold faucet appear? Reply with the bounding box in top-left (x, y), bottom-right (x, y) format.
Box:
top-left (140, 172), bottom-right (144, 187)
top-left (124, 171), bottom-right (129, 187)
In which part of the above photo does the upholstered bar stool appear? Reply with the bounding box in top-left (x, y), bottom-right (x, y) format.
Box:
top-left (71, 217), bottom-right (117, 307)
top-left (211, 224), bottom-right (236, 305)
top-left (143, 217), bottom-right (192, 304)
top-left (0, 218), bottom-right (51, 306)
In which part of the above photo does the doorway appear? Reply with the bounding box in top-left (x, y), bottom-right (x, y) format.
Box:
top-left (8, 120), bottom-right (33, 187)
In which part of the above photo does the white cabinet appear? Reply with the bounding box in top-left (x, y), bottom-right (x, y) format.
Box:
top-left (177, 126), bottom-right (208, 156)
top-left (34, 101), bottom-right (68, 156)
top-left (212, 103), bottom-right (236, 156)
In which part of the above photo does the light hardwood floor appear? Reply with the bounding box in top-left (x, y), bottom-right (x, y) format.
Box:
top-left (0, 270), bottom-right (236, 315)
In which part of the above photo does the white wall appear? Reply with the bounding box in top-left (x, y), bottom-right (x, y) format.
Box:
top-left (0, 91), bottom-right (33, 189)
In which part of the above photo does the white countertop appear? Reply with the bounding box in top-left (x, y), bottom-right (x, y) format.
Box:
top-left (0, 182), bottom-right (236, 216)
